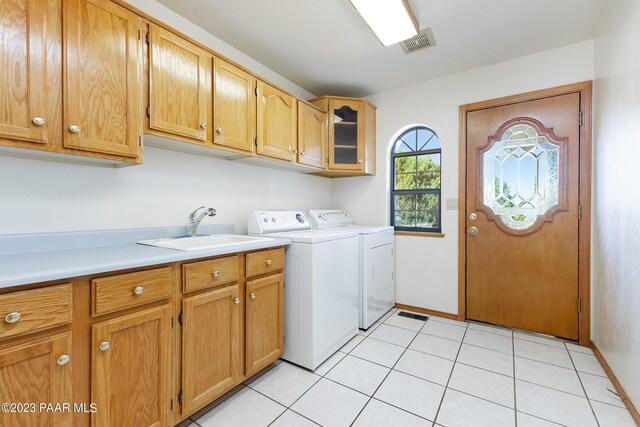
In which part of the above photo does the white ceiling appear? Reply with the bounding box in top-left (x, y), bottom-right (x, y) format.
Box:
top-left (156, 0), bottom-right (609, 97)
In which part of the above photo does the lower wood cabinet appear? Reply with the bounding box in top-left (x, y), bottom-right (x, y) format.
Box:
top-left (0, 332), bottom-right (73, 427)
top-left (246, 273), bottom-right (285, 376)
top-left (181, 285), bottom-right (241, 414)
top-left (92, 304), bottom-right (171, 427)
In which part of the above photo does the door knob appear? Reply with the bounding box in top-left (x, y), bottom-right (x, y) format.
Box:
top-left (358, 159), bottom-right (363, 164)
top-left (250, 292), bottom-right (256, 300)
top-left (217, 128), bottom-right (223, 134)
top-left (133, 286), bottom-right (144, 296)
top-left (32, 117), bottom-right (45, 126)
top-left (57, 354), bottom-right (70, 366)
top-left (469, 212), bottom-right (478, 220)
top-left (200, 122), bottom-right (207, 129)
top-left (300, 152), bottom-right (305, 157)
top-left (212, 270), bottom-right (220, 277)
top-left (99, 341), bottom-right (110, 351)
top-left (234, 297), bottom-right (241, 304)
top-left (69, 125), bottom-right (81, 133)
top-left (468, 226), bottom-right (479, 236)
top-left (265, 259), bottom-right (273, 266)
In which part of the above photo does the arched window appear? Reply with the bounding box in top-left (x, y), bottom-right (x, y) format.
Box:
top-left (390, 126), bottom-right (442, 232)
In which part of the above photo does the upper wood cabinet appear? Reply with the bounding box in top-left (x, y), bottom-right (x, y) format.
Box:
top-left (0, 0), bottom-right (50, 146)
top-left (64, 0), bottom-right (142, 158)
top-left (92, 304), bottom-right (171, 427)
top-left (0, 332), bottom-right (73, 427)
top-left (297, 101), bottom-right (327, 169)
top-left (256, 81), bottom-right (297, 162)
top-left (310, 96), bottom-right (376, 177)
top-left (182, 285), bottom-right (241, 415)
top-left (213, 57), bottom-right (256, 153)
top-left (148, 24), bottom-right (209, 142)
top-left (245, 273), bottom-right (284, 376)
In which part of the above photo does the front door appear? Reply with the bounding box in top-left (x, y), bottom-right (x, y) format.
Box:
top-left (465, 91), bottom-right (581, 340)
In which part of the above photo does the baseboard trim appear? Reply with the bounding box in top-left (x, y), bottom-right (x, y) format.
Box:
top-left (590, 342), bottom-right (640, 425)
top-left (394, 303), bottom-right (458, 321)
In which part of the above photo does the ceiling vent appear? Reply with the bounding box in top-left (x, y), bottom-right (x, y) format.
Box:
top-left (400, 28), bottom-right (436, 54)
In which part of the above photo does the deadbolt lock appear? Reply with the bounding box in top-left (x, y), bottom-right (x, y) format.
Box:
top-left (469, 213), bottom-right (478, 220)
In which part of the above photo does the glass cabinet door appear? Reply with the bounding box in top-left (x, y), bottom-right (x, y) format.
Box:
top-left (329, 100), bottom-right (364, 171)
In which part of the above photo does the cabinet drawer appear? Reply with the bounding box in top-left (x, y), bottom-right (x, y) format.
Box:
top-left (92, 267), bottom-right (172, 316)
top-left (0, 283), bottom-right (72, 340)
top-left (182, 255), bottom-right (239, 293)
top-left (246, 248), bottom-right (284, 278)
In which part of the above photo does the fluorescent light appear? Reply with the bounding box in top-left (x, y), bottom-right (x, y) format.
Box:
top-left (350, 0), bottom-right (418, 47)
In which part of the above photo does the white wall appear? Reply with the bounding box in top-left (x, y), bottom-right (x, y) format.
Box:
top-left (592, 0), bottom-right (640, 408)
top-left (0, 0), bottom-right (330, 235)
top-left (332, 40), bottom-right (595, 314)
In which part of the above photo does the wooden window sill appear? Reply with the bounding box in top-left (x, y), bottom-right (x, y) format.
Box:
top-left (394, 231), bottom-right (445, 238)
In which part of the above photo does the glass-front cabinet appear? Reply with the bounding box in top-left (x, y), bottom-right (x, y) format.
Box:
top-left (309, 96), bottom-right (376, 177)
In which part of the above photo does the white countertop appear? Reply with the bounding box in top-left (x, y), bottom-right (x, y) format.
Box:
top-left (0, 225), bottom-right (290, 289)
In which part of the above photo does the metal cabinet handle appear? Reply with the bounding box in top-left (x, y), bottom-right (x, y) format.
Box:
top-left (358, 159), bottom-right (363, 164)
top-left (4, 312), bottom-right (21, 324)
top-left (212, 270), bottom-right (220, 277)
top-left (234, 297), bottom-right (241, 305)
top-left (217, 128), bottom-right (223, 134)
top-left (99, 341), bottom-right (110, 351)
top-left (69, 125), bottom-right (81, 133)
top-left (200, 122), bottom-right (207, 129)
top-left (133, 286), bottom-right (144, 296)
top-left (57, 354), bottom-right (70, 366)
top-left (265, 259), bottom-right (273, 266)
top-left (250, 292), bottom-right (256, 300)
top-left (468, 226), bottom-right (479, 236)
top-left (33, 117), bottom-right (45, 126)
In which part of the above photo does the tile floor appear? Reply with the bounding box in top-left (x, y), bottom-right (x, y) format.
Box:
top-left (183, 308), bottom-right (636, 427)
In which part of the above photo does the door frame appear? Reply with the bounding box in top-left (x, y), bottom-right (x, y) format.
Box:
top-left (457, 81), bottom-right (592, 345)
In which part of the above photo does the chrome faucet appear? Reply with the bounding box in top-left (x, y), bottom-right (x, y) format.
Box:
top-left (187, 206), bottom-right (217, 237)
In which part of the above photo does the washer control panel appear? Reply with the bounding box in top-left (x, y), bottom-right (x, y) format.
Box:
top-left (248, 210), bottom-right (310, 234)
top-left (308, 210), bottom-right (353, 229)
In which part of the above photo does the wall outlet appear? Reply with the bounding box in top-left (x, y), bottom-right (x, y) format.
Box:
top-left (445, 198), bottom-right (458, 210)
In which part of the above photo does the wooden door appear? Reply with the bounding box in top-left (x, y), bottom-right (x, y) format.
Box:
top-left (64, 0), bottom-right (142, 158)
top-left (149, 24), bottom-right (208, 141)
top-left (328, 99), bottom-right (364, 172)
top-left (297, 101), bottom-right (327, 169)
top-left (0, 332), bottom-right (72, 427)
top-left (465, 92), bottom-right (581, 339)
top-left (256, 81), bottom-right (297, 161)
top-left (213, 57), bottom-right (255, 153)
top-left (182, 285), bottom-right (241, 414)
top-left (92, 305), bottom-right (170, 427)
top-left (245, 274), bottom-right (284, 375)
top-left (0, 0), bottom-right (50, 146)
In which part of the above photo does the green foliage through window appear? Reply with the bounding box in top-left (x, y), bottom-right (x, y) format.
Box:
top-left (391, 127), bottom-right (441, 232)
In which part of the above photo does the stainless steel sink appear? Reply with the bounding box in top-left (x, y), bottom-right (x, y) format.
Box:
top-left (137, 234), bottom-right (274, 252)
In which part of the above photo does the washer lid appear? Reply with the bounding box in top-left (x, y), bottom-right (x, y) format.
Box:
top-left (256, 229), bottom-right (358, 243)
top-left (346, 225), bottom-right (394, 235)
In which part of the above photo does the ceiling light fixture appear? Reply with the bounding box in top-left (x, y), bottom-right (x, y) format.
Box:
top-left (349, 0), bottom-right (418, 47)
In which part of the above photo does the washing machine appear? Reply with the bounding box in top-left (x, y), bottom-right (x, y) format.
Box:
top-left (248, 210), bottom-right (359, 369)
top-left (308, 209), bottom-right (395, 329)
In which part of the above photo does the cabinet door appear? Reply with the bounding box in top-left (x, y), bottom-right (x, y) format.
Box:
top-left (297, 102), bottom-right (326, 169)
top-left (328, 99), bottom-right (365, 172)
top-left (182, 285), bottom-right (241, 414)
top-left (246, 273), bottom-right (284, 375)
top-left (149, 25), bottom-right (208, 141)
top-left (0, 332), bottom-right (72, 427)
top-left (92, 305), bottom-right (170, 427)
top-left (64, 0), bottom-right (142, 158)
top-left (213, 57), bottom-right (255, 153)
top-left (256, 81), bottom-right (297, 161)
top-left (0, 0), bottom-right (49, 145)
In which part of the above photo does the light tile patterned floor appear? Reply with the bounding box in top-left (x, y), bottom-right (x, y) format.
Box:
top-left (184, 309), bottom-right (636, 427)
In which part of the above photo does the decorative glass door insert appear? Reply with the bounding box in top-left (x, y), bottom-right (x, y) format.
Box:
top-left (479, 120), bottom-right (567, 234)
